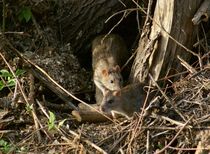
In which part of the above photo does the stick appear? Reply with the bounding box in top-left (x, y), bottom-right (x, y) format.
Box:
top-left (68, 129), bottom-right (108, 154)
top-left (72, 110), bottom-right (112, 123)
top-left (192, 0), bottom-right (210, 25)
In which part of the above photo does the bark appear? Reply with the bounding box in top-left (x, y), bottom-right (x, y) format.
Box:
top-left (60, 0), bottom-right (131, 53)
top-left (130, 0), bottom-right (203, 84)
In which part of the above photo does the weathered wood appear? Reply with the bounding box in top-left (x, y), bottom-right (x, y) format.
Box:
top-left (192, 0), bottom-right (210, 25)
top-left (130, 0), bottom-right (203, 83)
top-left (60, 0), bottom-right (131, 53)
top-left (72, 110), bottom-right (112, 123)
top-left (72, 103), bottom-right (113, 122)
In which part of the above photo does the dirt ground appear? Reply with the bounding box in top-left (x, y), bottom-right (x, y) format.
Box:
top-left (1, 1), bottom-right (210, 154)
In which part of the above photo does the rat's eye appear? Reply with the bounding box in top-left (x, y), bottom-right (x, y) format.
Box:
top-left (110, 80), bottom-right (114, 84)
top-left (107, 99), bottom-right (114, 104)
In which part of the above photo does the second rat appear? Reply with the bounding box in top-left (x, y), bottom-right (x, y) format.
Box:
top-left (100, 83), bottom-right (147, 119)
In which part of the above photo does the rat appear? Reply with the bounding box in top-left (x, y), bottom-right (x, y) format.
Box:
top-left (100, 83), bottom-right (147, 119)
top-left (92, 34), bottom-right (128, 104)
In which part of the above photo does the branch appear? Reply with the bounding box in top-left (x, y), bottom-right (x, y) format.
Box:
top-left (192, 0), bottom-right (210, 25)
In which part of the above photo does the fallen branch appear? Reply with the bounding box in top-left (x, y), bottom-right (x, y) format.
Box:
top-left (72, 110), bottom-right (112, 123)
top-left (192, 0), bottom-right (210, 25)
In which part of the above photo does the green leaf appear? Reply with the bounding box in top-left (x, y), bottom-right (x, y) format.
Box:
top-left (7, 79), bottom-right (16, 87)
top-left (48, 111), bottom-right (56, 130)
top-left (15, 69), bottom-right (26, 76)
top-left (0, 69), bottom-right (12, 78)
top-left (0, 139), bottom-right (11, 153)
top-left (18, 7), bottom-right (32, 22)
top-left (0, 80), bottom-right (5, 91)
top-left (26, 104), bottom-right (33, 112)
top-left (23, 7), bottom-right (32, 22)
top-left (0, 139), bottom-right (7, 146)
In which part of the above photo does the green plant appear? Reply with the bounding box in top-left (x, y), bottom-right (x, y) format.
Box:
top-left (47, 111), bottom-right (66, 131)
top-left (48, 111), bottom-right (56, 130)
top-left (0, 69), bottom-right (26, 91)
top-left (0, 139), bottom-right (11, 153)
top-left (18, 7), bottom-right (32, 23)
top-left (25, 103), bottom-right (33, 112)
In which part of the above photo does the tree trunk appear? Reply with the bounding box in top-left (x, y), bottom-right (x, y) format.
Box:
top-left (60, 0), bottom-right (131, 53)
top-left (130, 0), bottom-right (203, 84)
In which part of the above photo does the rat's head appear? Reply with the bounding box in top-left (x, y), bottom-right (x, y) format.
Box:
top-left (101, 65), bottom-right (123, 91)
top-left (100, 90), bottom-right (122, 114)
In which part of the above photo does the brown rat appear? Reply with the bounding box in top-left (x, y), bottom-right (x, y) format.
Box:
top-left (100, 83), bottom-right (147, 119)
top-left (92, 34), bottom-right (128, 104)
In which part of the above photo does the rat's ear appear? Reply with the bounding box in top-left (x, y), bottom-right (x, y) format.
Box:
top-left (114, 65), bottom-right (121, 72)
top-left (102, 69), bottom-right (108, 76)
top-left (113, 90), bottom-right (121, 96)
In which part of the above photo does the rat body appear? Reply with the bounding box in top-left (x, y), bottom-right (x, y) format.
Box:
top-left (92, 34), bottom-right (128, 104)
top-left (100, 83), bottom-right (147, 119)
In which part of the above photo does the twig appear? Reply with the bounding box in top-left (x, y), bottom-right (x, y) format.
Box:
top-left (146, 130), bottom-right (150, 154)
top-left (127, 82), bottom-right (153, 150)
top-left (158, 115), bottom-right (189, 127)
top-left (155, 116), bottom-right (193, 154)
top-left (68, 129), bottom-right (108, 154)
top-left (104, 8), bottom-right (140, 38)
top-left (13, 80), bottom-right (18, 104)
top-left (36, 99), bottom-right (50, 120)
top-left (118, 0), bottom-right (126, 7)
top-left (108, 132), bottom-right (129, 153)
top-left (105, 11), bottom-right (127, 38)
top-left (0, 130), bottom-right (15, 134)
top-left (105, 8), bottom-right (137, 23)
top-left (168, 146), bottom-right (210, 151)
top-left (177, 55), bottom-right (197, 73)
top-left (139, 126), bottom-right (210, 130)
top-left (97, 122), bottom-right (133, 146)
top-left (28, 73), bottom-right (42, 142)
top-left (149, 74), bottom-right (187, 122)
top-left (143, 0), bottom-right (153, 30)
top-left (121, 47), bottom-right (138, 71)
top-left (136, 0), bottom-right (141, 34)
top-left (0, 32), bottom-right (30, 36)
top-left (119, 148), bottom-right (125, 154)
top-left (34, 100), bottom-right (51, 139)
top-left (151, 130), bottom-right (169, 138)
